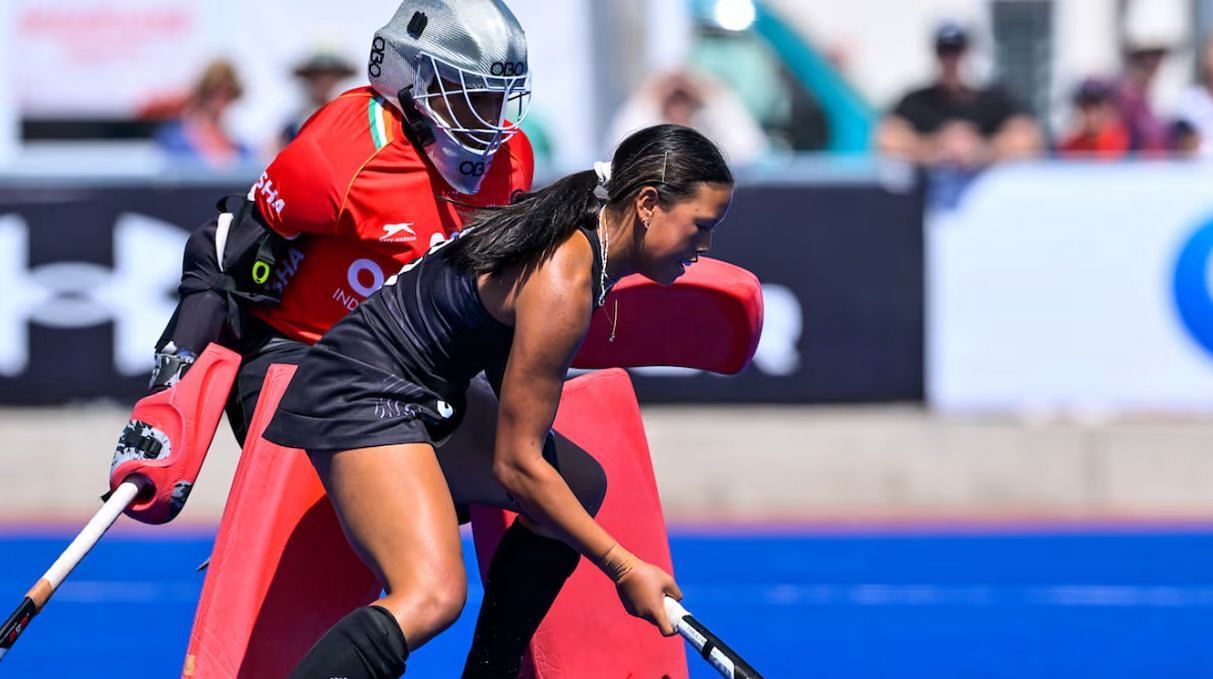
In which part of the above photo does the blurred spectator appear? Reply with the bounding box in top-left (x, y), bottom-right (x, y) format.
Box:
top-left (607, 69), bottom-right (769, 165)
top-left (689, 21), bottom-right (829, 152)
top-left (1174, 32), bottom-right (1213, 158)
top-left (875, 21), bottom-right (1042, 169)
top-left (154, 60), bottom-right (251, 169)
top-left (279, 51), bottom-right (357, 147)
top-left (1113, 37), bottom-right (1172, 153)
top-left (1056, 78), bottom-right (1129, 159)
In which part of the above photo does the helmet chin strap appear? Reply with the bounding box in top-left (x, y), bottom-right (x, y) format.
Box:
top-left (396, 85), bottom-right (435, 148)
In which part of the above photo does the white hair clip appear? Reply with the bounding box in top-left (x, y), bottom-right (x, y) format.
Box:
top-left (592, 160), bottom-right (612, 201)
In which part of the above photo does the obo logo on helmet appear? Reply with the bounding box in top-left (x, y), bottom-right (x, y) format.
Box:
top-left (490, 62), bottom-right (526, 77)
top-left (459, 161), bottom-right (486, 177)
top-left (369, 36), bottom-right (387, 78)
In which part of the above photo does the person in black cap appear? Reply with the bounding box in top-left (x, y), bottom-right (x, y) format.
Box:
top-left (279, 50), bottom-right (358, 146)
top-left (876, 20), bottom-right (1041, 169)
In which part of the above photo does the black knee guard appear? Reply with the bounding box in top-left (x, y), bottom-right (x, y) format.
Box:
top-left (290, 605), bottom-right (409, 679)
top-left (462, 521), bottom-right (581, 678)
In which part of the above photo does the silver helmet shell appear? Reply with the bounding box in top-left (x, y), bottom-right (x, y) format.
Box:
top-left (369, 0), bottom-right (531, 191)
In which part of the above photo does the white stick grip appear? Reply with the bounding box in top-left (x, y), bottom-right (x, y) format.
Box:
top-left (664, 596), bottom-right (690, 626)
top-left (663, 595), bottom-right (762, 679)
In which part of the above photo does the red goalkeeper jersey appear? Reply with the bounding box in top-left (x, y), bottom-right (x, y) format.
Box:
top-left (249, 86), bottom-right (534, 343)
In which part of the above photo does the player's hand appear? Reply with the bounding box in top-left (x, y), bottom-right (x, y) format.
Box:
top-left (615, 561), bottom-right (684, 636)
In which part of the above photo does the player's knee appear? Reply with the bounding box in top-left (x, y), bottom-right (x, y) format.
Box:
top-left (394, 570), bottom-right (467, 636)
top-left (418, 585), bottom-right (467, 636)
top-left (433, 580), bottom-right (468, 630)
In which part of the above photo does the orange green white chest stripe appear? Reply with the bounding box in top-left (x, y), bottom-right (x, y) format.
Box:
top-left (368, 96), bottom-right (396, 149)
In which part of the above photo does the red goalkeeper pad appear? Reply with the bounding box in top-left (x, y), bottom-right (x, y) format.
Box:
top-left (108, 343), bottom-right (241, 524)
top-left (181, 364), bottom-right (379, 678)
top-left (470, 368), bottom-right (688, 679)
top-left (572, 257), bottom-right (763, 374)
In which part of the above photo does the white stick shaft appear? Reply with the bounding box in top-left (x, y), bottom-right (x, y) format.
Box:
top-left (664, 596), bottom-right (746, 678)
top-left (0, 479), bottom-right (141, 664)
top-left (43, 480), bottom-right (142, 590)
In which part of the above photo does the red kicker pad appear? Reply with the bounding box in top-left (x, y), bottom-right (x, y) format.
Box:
top-left (572, 257), bottom-right (763, 375)
top-left (110, 343), bottom-right (241, 524)
top-left (181, 364), bottom-right (380, 679)
top-left (470, 368), bottom-right (688, 679)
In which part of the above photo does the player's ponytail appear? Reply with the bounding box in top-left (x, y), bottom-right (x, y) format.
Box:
top-left (448, 124), bottom-right (732, 275)
top-left (446, 169), bottom-right (601, 275)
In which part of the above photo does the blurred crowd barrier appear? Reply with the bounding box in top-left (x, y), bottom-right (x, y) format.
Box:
top-left (2, 158), bottom-right (1213, 416)
top-left (0, 159), bottom-right (925, 406)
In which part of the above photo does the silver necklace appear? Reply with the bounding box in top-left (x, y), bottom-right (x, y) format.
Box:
top-left (596, 211), bottom-right (618, 342)
top-left (596, 210), bottom-right (610, 307)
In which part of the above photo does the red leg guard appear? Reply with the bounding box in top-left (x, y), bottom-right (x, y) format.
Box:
top-left (182, 364), bottom-right (379, 678)
top-left (470, 369), bottom-right (688, 679)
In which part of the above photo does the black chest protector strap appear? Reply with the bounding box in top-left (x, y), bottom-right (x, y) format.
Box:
top-left (155, 196), bottom-right (292, 361)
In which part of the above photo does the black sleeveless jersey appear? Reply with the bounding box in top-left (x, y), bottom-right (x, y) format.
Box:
top-left (263, 223), bottom-right (608, 452)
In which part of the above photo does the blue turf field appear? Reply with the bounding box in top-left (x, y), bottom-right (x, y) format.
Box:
top-left (2, 527), bottom-right (1212, 678)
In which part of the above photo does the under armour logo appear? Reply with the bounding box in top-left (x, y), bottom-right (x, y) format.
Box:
top-left (0, 212), bottom-right (185, 377)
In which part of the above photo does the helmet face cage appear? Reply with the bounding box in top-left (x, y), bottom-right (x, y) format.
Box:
top-left (412, 53), bottom-right (531, 157)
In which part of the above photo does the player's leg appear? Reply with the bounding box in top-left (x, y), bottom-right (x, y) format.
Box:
top-left (460, 516), bottom-right (582, 678)
top-left (440, 375), bottom-right (607, 516)
top-left (290, 442), bottom-right (466, 678)
top-left (439, 376), bottom-right (607, 678)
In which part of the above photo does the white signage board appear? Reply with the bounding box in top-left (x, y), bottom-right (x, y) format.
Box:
top-left (928, 162), bottom-right (1213, 414)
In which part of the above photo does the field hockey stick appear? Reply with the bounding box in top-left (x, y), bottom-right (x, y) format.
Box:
top-left (0, 478), bottom-right (146, 662)
top-left (665, 596), bottom-right (764, 679)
